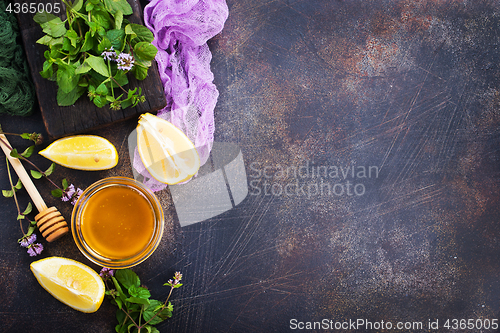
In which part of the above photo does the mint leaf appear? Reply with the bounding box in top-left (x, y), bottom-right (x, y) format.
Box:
top-left (21, 145), bottom-right (35, 158)
top-left (133, 42), bottom-right (157, 61)
top-left (116, 307), bottom-right (126, 324)
top-left (62, 178), bottom-right (69, 190)
top-left (62, 38), bottom-right (72, 52)
top-left (36, 35), bottom-right (53, 45)
top-left (92, 9), bottom-right (113, 31)
top-left (125, 24), bottom-right (154, 44)
top-left (103, 0), bottom-right (133, 16)
top-left (111, 276), bottom-right (128, 304)
top-left (107, 29), bottom-right (125, 50)
top-left (41, 17), bottom-right (67, 38)
top-left (115, 269), bottom-right (140, 290)
top-left (85, 55), bottom-right (109, 77)
top-left (45, 163), bottom-right (56, 177)
top-left (22, 202), bottom-right (33, 215)
top-left (143, 300), bottom-right (172, 325)
top-left (33, 11), bottom-right (58, 25)
top-left (113, 70), bottom-right (128, 86)
top-left (128, 285), bottom-right (151, 299)
top-left (114, 11), bottom-right (123, 30)
top-left (30, 170), bottom-right (43, 179)
top-left (10, 149), bottom-right (21, 159)
top-left (125, 297), bottom-right (150, 306)
top-left (97, 36), bottom-right (112, 53)
top-left (1, 179), bottom-right (20, 198)
top-left (56, 63), bottom-right (79, 93)
top-left (40, 61), bottom-right (54, 79)
top-left (96, 82), bottom-right (109, 96)
top-left (57, 85), bottom-right (86, 106)
top-left (78, 77), bottom-right (89, 87)
top-left (68, 0), bottom-right (84, 12)
top-left (75, 61), bottom-right (91, 75)
top-left (92, 95), bottom-right (108, 108)
top-left (80, 31), bottom-right (95, 53)
top-left (132, 66), bottom-right (148, 80)
top-left (51, 189), bottom-right (63, 198)
top-left (65, 29), bottom-right (80, 48)
top-left (2, 190), bottom-right (13, 198)
top-left (27, 225), bottom-right (36, 235)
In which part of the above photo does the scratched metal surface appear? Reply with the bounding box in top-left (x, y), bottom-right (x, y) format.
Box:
top-left (1, 0), bottom-right (500, 332)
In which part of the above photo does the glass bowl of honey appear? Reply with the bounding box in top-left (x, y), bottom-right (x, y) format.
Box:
top-left (71, 177), bottom-right (164, 269)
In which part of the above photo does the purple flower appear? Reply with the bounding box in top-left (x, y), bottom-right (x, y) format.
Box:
top-left (62, 184), bottom-right (83, 206)
top-left (101, 47), bottom-right (117, 61)
top-left (27, 243), bottom-right (43, 257)
top-left (99, 267), bottom-right (115, 280)
top-left (165, 271), bottom-right (183, 287)
top-left (117, 53), bottom-right (134, 71)
top-left (71, 188), bottom-right (83, 205)
top-left (61, 184), bottom-right (75, 202)
top-left (20, 234), bottom-right (36, 248)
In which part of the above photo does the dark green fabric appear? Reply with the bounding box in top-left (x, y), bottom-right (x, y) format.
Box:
top-left (0, 1), bottom-right (35, 116)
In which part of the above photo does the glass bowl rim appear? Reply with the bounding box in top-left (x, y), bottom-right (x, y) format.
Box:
top-left (71, 176), bottom-right (164, 269)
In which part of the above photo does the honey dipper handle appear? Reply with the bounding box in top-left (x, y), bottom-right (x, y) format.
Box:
top-left (0, 134), bottom-right (48, 213)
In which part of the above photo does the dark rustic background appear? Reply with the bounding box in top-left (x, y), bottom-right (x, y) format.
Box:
top-left (1, 0), bottom-right (500, 332)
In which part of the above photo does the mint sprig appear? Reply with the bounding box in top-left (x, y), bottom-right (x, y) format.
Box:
top-left (33, 0), bottom-right (157, 109)
top-left (101, 269), bottom-right (182, 333)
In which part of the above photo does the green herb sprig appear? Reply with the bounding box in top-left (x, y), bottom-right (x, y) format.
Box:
top-left (101, 268), bottom-right (182, 333)
top-left (33, 0), bottom-right (158, 109)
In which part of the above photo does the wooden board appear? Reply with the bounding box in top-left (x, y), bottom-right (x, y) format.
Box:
top-left (16, 0), bottom-right (166, 138)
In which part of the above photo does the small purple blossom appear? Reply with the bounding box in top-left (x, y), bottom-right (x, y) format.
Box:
top-left (27, 243), bottom-right (43, 257)
top-left (99, 267), bottom-right (115, 280)
top-left (62, 184), bottom-right (83, 206)
top-left (101, 48), bottom-right (135, 71)
top-left (71, 188), bottom-right (83, 205)
top-left (20, 234), bottom-right (36, 248)
top-left (101, 47), bottom-right (117, 61)
top-left (165, 271), bottom-right (183, 288)
top-left (117, 53), bottom-right (134, 71)
top-left (61, 184), bottom-right (75, 202)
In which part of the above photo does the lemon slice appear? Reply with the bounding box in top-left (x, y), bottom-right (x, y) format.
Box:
top-left (136, 113), bottom-right (200, 184)
top-left (30, 257), bottom-right (105, 313)
top-left (39, 135), bottom-right (118, 170)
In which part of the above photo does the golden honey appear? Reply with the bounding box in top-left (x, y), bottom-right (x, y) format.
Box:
top-left (80, 186), bottom-right (154, 259)
top-left (72, 177), bottom-right (164, 268)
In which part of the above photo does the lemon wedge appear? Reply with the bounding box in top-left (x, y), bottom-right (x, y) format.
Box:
top-left (30, 257), bottom-right (105, 313)
top-left (136, 113), bottom-right (200, 184)
top-left (39, 135), bottom-right (118, 170)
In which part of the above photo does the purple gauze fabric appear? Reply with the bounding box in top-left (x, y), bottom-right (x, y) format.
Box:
top-left (133, 0), bottom-right (229, 191)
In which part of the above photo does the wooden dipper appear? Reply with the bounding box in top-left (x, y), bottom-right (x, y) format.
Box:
top-left (0, 134), bottom-right (69, 242)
